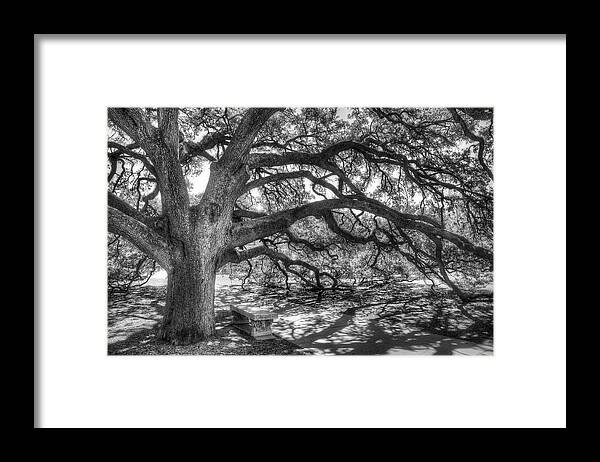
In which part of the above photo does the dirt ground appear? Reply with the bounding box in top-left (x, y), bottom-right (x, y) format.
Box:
top-left (108, 275), bottom-right (493, 355)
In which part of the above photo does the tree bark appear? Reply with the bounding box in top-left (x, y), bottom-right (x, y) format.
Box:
top-left (158, 253), bottom-right (217, 345)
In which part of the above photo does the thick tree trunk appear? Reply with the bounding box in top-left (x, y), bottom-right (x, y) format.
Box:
top-left (108, 108), bottom-right (272, 346)
top-left (158, 254), bottom-right (217, 345)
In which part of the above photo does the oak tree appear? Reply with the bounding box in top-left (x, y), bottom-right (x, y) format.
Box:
top-left (108, 107), bottom-right (493, 344)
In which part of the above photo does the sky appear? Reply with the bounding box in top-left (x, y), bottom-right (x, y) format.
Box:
top-left (191, 167), bottom-right (211, 194)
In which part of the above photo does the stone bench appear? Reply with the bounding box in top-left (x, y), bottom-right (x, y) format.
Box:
top-left (230, 305), bottom-right (278, 340)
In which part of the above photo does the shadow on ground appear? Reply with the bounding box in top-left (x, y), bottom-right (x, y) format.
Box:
top-left (108, 277), bottom-right (493, 355)
top-left (108, 287), bottom-right (299, 355)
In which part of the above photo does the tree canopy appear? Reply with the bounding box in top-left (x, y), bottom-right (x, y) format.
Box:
top-left (108, 107), bottom-right (493, 343)
top-left (109, 107), bottom-right (493, 295)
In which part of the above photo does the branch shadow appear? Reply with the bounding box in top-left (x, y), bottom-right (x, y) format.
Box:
top-left (108, 278), bottom-right (493, 355)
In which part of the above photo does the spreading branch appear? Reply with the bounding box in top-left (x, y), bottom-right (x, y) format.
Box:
top-left (230, 196), bottom-right (492, 263)
top-left (108, 206), bottom-right (171, 270)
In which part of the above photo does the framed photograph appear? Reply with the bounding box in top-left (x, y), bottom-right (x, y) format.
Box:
top-left (35, 34), bottom-right (566, 428)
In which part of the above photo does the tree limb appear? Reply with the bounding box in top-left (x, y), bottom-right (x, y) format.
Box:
top-left (107, 191), bottom-right (153, 226)
top-left (230, 196), bottom-right (492, 262)
top-left (108, 206), bottom-right (171, 270)
top-left (242, 170), bottom-right (342, 197)
top-left (449, 108), bottom-right (493, 180)
top-left (109, 108), bottom-right (190, 240)
top-left (219, 244), bottom-right (336, 288)
top-left (219, 108), bottom-right (281, 168)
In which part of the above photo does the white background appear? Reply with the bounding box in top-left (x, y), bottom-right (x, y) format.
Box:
top-left (36, 35), bottom-right (566, 428)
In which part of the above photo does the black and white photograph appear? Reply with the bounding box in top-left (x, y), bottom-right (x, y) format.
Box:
top-left (107, 107), bottom-right (494, 355)
top-left (35, 35), bottom-right (566, 428)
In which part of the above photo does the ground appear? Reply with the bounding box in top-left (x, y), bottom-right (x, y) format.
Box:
top-left (108, 274), bottom-right (493, 355)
